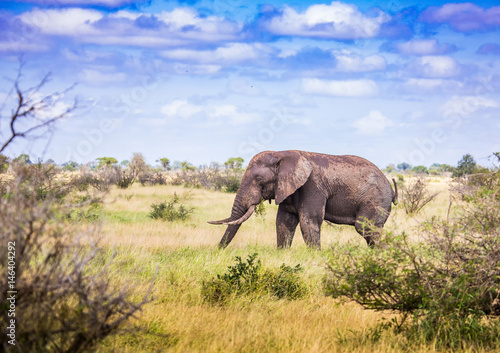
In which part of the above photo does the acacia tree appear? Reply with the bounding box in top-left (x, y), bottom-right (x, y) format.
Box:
top-left (96, 157), bottom-right (118, 168)
top-left (224, 157), bottom-right (244, 170)
top-left (157, 157), bottom-right (170, 171)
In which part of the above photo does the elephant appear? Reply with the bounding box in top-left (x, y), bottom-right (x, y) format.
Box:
top-left (208, 150), bottom-right (398, 249)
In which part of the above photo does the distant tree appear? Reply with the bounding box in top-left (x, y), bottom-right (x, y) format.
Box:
top-left (437, 164), bottom-right (455, 173)
top-left (411, 165), bottom-right (429, 174)
top-left (62, 161), bottom-right (79, 171)
top-left (180, 161), bottom-right (195, 171)
top-left (45, 158), bottom-right (56, 165)
top-left (383, 164), bottom-right (396, 173)
top-left (14, 153), bottom-right (31, 164)
top-left (224, 157), bottom-right (244, 170)
top-left (171, 161), bottom-right (181, 170)
top-left (96, 157), bottom-right (118, 168)
top-left (397, 162), bottom-right (412, 171)
top-left (120, 160), bottom-right (129, 168)
top-left (129, 153), bottom-right (148, 176)
top-left (209, 162), bottom-right (221, 170)
top-left (157, 157), bottom-right (170, 171)
top-left (453, 154), bottom-right (477, 177)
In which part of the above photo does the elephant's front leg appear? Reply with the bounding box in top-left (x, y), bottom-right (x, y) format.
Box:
top-left (276, 206), bottom-right (299, 248)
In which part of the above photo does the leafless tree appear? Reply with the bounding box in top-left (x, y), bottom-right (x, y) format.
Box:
top-left (0, 63), bottom-right (77, 153)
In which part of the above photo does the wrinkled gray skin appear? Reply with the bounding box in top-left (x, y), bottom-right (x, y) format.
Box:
top-left (209, 150), bottom-right (397, 250)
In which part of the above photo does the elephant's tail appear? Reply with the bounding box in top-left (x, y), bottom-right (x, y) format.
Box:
top-left (391, 178), bottom-right (398, 205)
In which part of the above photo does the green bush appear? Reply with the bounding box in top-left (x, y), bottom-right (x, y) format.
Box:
top-left (65, 195), bottom-right (103, 222)
top-left (202, 253), bottom-right (307, 305)
top-left (222, 175), bottom-right (241, 193)
top-left (325, 229), bottom-right (500, 349)
top-left (325, 163), bottom-right (500, 350)
top-left (148, 194), bottom-right (194, 221)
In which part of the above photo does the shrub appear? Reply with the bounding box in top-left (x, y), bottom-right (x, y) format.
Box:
top-left (325, 162), bottom-right (500, 350)
top-left (400, 177), bottom-right (438, 215)
top-left (148, 194), bottom-right (194, 221)
top-left (169, 168), bottom-right (243, 193)
top-left (0, 154), bottom-right (8, 173)
top-left (202, 253), bottom-right (307, 305)
top-left (115, 169), bottom-right (135, 189)
top-left (65, 195), bottom-right (103, 222)
top-left (411, 165), bottom-right (428, 174)
top-left (138, 172), bottom-right (166, 186)
top-left (222, 175), bottom-right (241, 193)
top-left (0, 162), bottom-right (153, 353)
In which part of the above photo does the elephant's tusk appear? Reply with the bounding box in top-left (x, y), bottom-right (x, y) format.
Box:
top-left (208, 205), bottom-right (256, 226)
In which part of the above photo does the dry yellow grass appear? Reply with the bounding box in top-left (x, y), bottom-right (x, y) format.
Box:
top-left (95, 176), bottom-right (490, 353)
top-left (100, 176), bottom-right (452, 249)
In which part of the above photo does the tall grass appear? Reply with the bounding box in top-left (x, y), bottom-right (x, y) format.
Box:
top-left (84, 176), bottom-right (499, 352)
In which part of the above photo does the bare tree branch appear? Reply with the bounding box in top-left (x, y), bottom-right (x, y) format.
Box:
top-left (0, 64), bottom-right (77, 153)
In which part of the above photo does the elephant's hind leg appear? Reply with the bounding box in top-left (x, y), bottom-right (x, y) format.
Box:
top-left (355, 205), bottom-right (387, 247)
top-left (354, 220), bottom-right (381, 247)
top-left (276, 207), bottom-right (299, 248)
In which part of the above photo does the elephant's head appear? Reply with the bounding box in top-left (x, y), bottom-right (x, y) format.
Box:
top-left (208, 150), bottom-right (312, 247)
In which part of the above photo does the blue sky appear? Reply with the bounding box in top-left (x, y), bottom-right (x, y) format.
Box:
top-left (0, 0), bottom-right (499, 168)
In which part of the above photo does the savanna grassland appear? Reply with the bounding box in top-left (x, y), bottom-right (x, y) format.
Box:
top-left (91, 177), bottom-right (479, 353)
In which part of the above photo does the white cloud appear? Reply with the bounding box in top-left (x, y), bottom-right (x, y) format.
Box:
top-left (264, 1), bottom-right (390, 39)
top-left (0, 41), bottom-right (48, 52)
top-left (160, 100), bottom-right (259, 125)
top-left (396, 39), bottom-right (454, 55)
top-left (440, 96), bottom-right (499, 118)
top-left (19, 8), bottom-right (103, 36)
top-left (161, 43), bottom-right (272, 64)
top-left (400, 78), bottom-right (464, 94)
top-left (409, 55), bottom-right (461, 78)
top-left (333, 50), bottom-right (386, 72)
top-left (208, 105), bottom-right (259, 125)
top-left (352, 110), bottom-right (394, 135)
top-left (302, 78), bottom-right (378, 97)
top-left (23, 0), bottom-right (136, 6)
top-left (18, 7), bottom-right (241, 47)
top-left (27, 92), bottom-right (73, 121)
top-left (79, 70), bottom-right (126, 83)
top-left (161, 100), bottom-right (203, 119)
top-left (171, 63), bottom-right (221, 75)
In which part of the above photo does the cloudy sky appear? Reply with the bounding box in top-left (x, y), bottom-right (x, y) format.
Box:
top-left (0, 0), bottom-right (499, 168)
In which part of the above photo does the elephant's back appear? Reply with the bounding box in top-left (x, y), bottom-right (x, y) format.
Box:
top-left (307, 152), bottom-right (393, 205)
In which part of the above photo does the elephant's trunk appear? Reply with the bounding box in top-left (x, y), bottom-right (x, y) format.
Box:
top-left (218, 224), bottom-right (241, 248)
top-left (208, 188), bottom-right (258, 226)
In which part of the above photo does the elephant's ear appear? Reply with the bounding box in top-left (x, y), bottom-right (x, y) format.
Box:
top-left (275, 151), bottom-right (312, 205)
